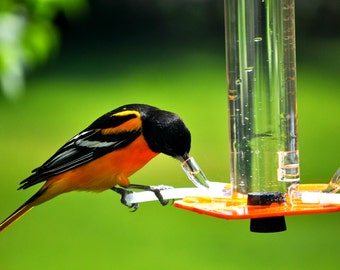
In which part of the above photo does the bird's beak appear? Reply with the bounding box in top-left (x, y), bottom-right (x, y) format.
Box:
top-left (181, 157), bottom-right (210, 189)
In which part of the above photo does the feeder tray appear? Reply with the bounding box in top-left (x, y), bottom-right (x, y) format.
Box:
top-left (174, 193), bottom-right (340, 220)
top-left (125, 180), bottom-right (340, 232)
top-left (174, 183), bottom-right (340, 233)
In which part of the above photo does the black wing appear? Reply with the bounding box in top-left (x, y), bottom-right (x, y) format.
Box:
top-left (19, 110), bottom-right (142, 190)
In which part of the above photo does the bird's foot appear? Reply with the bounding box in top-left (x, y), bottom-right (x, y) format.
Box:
top-left (128, 184), bottom-right (174, 206)
top-left (111, 187), bottom-right (139, 212)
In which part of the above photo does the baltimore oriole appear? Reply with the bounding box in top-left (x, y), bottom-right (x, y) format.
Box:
top-left (0, 104), bottom-right (191, 233)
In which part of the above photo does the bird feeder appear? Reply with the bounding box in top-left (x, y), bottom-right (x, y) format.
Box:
top-left (173, 0), bottom-right (340, 232)
top-left (126, 0), bottom-right (340, 233)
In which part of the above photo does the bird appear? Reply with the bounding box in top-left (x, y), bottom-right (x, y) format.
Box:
top-left (0, 104), bottom-right (191, 233)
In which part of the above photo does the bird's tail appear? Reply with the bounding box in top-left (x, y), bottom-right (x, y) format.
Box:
top-left (0, 203), bottom-right (34, 233)
top-left (0, 187), bottom-right (47, 233)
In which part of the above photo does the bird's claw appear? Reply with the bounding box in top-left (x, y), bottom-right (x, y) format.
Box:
top-left (112, 184), bottom-right (174, 208)
top-left (111, 187), bottom-right (139, 211)
top-left (149, 185), bottom-right (174, 206)
top-left (127, 202), bottom-right (139, 212)
top-left (127, 184), bottom-right (174, 206)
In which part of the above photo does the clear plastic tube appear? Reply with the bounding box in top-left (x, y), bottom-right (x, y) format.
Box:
top-left (181, 157), bottom-right (210, 189)
top-left (323, 167), bottom-right (340, 193)
top-left (288, 167), bottom-right (340, 206)
top-left (225, 0), bottom-right (300, 196)
top-left (289, 191), bottom-right (340, 206)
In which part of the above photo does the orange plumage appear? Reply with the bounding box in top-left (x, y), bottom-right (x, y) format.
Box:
top-left (0, 104), bottom-right (191, 233)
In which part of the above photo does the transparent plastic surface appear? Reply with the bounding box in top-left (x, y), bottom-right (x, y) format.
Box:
top-left (323, 167), bottom-right (340, 193)
top-left (288, 167), bottom-right (340, 206)
top-left (289, 191), bottom-right (340, 206)
top-left (225, 0), bottom-right (300, 196)
top-left (181, 157), bottom-right (210, 188)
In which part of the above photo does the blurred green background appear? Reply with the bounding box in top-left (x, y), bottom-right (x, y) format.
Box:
top-left (0, 1), bottom-right (339, 269)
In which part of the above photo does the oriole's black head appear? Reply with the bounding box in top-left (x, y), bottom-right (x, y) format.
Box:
top-left (124, 104), bottom-right (191, 161)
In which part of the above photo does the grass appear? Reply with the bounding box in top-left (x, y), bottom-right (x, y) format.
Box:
top-left (0, 40), bottom-right (339, 270)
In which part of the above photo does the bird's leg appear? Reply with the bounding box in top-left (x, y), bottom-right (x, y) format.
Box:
top-left (111, 186), bottom-right (139, 212)
top-left (127, 184), bottom-right (173, 206)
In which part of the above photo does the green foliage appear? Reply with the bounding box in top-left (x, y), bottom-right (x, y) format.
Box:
top-left (0, 0), bottom-right (87, 99)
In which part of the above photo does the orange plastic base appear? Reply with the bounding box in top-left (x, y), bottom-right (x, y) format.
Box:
top-left (174, 199), bottom-right (340, 220)
top-left (174, 184), bottom-right (340, 220)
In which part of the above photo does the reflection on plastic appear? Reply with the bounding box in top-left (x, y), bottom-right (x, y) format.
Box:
top-left (323, 167), bottom-right (340, 193)
top-left (181, 157), bottom-right (210, 189)
top-left (288, 168), bottom-right (340, 206)
top-left (289, 190), bottom-right (340, 206)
